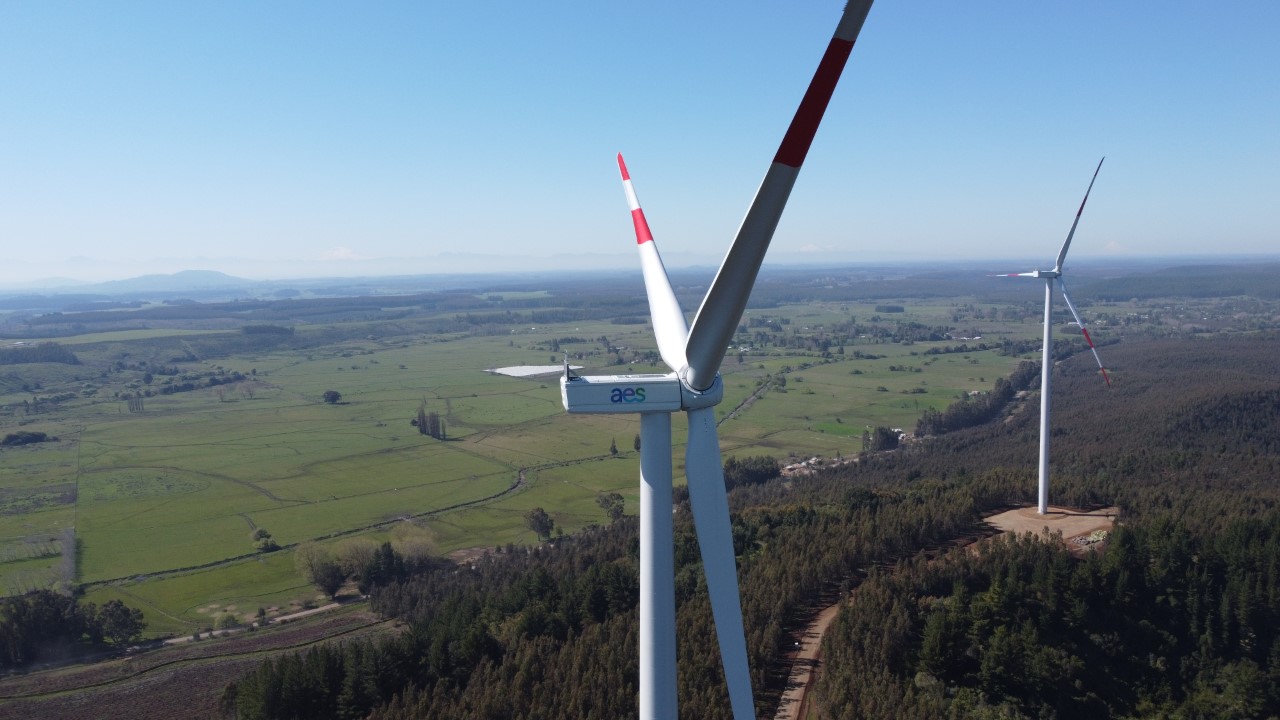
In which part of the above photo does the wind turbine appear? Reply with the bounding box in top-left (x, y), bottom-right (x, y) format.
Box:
top-left (994, 158), bottom-right (1109, 515)
top-left (560, 3), bottom-right (874, 718)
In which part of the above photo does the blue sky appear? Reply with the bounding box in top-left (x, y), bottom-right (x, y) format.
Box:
top-left (2, 1), bottom-right (1277, 285)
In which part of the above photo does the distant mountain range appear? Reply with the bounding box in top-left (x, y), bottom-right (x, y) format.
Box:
top-left (0, 267), bottom-right (636, 312)
top-left (83, 269), bottom-right (251, 293)
top-left (4, 257), bottom-right (1280, 312)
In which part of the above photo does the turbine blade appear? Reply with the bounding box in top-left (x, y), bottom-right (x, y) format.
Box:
top-left (684, 406), bottom-right (754, 720)
top-left (683, 1), bottom-right (875, 392)
top-left (1058, 278), bottom-right (1111, 386)
top-left (990, 271), bottom-right (1039, 277)
top-left (619, 153), bottom-right (690, 372)
top-left (1053, 157), bottom-right (1105, 272)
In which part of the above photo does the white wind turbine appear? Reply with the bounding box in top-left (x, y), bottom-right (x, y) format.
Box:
top-left (994, 158), bottom-right (1110, 515)
top-left (560, 3), bottom-right (874, 718)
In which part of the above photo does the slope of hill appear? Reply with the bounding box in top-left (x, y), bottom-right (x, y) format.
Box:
top-left (214, 333), bottom-right (1280, 719)
top-left (813, 333), bottom-right (1280, 718)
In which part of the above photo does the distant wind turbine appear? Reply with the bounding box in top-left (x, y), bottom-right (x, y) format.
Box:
top-left (560, 3), bottom-right (875, 718)
top-left (994, 158), bottom-right (1110, 515)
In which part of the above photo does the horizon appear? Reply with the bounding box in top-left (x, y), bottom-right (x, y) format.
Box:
top-left (2, 3), bottom-right (1277, 286)
top-left (4, 252), bottom-right (1280, 296)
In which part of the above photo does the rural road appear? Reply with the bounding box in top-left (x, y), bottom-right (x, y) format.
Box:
top-left (772, 599), bottom-right (843, 720)
top-left (161, 602), bottom-right (342, 646)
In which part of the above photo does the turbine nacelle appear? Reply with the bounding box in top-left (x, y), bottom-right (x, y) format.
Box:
top-left (994, 269), bottom-right (1059, 279)
top-left (560, 372), bottom-right (724, 414)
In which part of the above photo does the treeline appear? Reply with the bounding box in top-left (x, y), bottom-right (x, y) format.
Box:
top-left (922, 342), bottom-right (996, 356)
top-left (295, 540), bottom-right (443, 599)
top-left (242, 324), bottom-right (294, 335)
top-left (2, 430), bottom-right (56, 446)
top-left (0, 342), bottom-right (79, 365)
top-left (0, 590), bottom-right (145, 668)
top-left (722, 455), bottom-right (780, 490)
top-left (733, 315), bottom-right (958, 356)
top-left (915, 360), bottom-right (1040, 437)
top-left (155, 371), bottom-right (245, 396)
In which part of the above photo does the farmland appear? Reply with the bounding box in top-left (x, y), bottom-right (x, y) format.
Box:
top-left (2, 262), bottom-right (1272, 638)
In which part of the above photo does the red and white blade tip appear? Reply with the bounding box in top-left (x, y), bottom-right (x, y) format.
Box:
top-left (618, 154), bottom-right (654, 246)
top-left (1059, 279), bottom-right (1109, 386)
top-left (1077, 327), bottom-right (1112, 387)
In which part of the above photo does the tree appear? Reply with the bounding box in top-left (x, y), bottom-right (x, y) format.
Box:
top-left (313, 560), bottom-right (346, 599)
top-left (360, 541), bottom-right (406, 591)
top-left (98, 599), bottom-right (146, 646)
top-left (524, 507), bottom-right (555, 541)
top-left (335, 538), bottom-right (404, 594)
top-left (294, 542), bottom-right (328, 582)
top-left (869, 426), bottom-right (900, 451)
top-left (597, 493), bottom-right (625, 523)
top-left (633, 434), bottom-right (642, 452)
top-left (323, 390), bottom-right (342, 404)
top-left (294, 541), bottom-right (344, 596)
top-left (425, 411), bottom-right (446, 440)
top-left (252, 528), bottom-right (279, 552)
top-left (610, 438), bottom-right (618, 456)
top-left (335, 537), bottom-right (378, 580)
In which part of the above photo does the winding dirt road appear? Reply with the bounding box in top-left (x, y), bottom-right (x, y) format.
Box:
top-left (771, 505), bottom-right (1118, 720)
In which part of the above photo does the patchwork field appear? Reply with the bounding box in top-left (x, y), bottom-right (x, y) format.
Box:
top-left (0, 289), bottom-right (1057, 634)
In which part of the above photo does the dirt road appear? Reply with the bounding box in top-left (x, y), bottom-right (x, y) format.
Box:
top-left (772, 600), bottom-right (842, 720)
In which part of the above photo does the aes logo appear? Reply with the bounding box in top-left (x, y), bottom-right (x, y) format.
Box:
top-left (610, 387), bottom-right (646, 403)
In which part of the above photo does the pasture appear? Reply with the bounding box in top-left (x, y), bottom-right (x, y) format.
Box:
top-left (0, 290), bottom-right (1048, 634)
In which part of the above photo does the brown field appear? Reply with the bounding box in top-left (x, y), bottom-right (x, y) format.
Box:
top-left (0, 606), bottom-right (395, 720)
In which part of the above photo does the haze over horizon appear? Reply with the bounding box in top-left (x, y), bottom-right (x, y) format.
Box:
top-left (3, 2), bottom-right (1277, 286)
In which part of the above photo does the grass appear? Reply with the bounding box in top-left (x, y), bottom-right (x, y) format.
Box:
top-left (44, 328), bottom-right (225, 346)
top-left (83, 552), bottom-right (318, 635)
top-left (0, 294), bottom-right (1048, 633)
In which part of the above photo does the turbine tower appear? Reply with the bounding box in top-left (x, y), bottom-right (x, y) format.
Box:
top-left (994, 158), bottom-right (1110, 515)
top-left (560, 3), bottom-right (874, 718)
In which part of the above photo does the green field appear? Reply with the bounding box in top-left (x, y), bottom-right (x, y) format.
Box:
top-left (1, 292), bottom-right (1050, 635)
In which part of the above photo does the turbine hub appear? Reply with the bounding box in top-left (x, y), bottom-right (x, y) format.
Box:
top-left (679, 373), bottom-right (724, 410)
